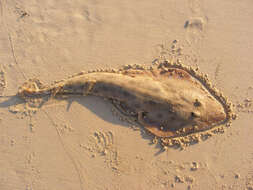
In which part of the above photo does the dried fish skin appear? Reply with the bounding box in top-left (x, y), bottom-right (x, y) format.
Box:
top-left (18, 61), bottom-right (235, 141)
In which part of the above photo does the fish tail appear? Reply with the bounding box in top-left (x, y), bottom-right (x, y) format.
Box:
top-left (18, 76), bottom-right (97, 99)
top-left (17, 79), bottom-right (52, 99)
top-left (18, 85), bottom-right (50, 98)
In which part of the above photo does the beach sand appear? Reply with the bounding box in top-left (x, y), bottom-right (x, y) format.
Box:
top-left (0, 0), bottom-right (253, 189)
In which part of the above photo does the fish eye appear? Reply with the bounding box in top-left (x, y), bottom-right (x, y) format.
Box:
top-left (194, 99), bottom-right (201, 107)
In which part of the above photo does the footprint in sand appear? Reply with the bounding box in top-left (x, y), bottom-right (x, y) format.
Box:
top-left (184, 16), bottom-right (207, 44)
top-left (185, 0), bottom-right (208, 45)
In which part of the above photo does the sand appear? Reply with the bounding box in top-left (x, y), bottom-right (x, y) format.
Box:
top-left (0, 0), bottom-right (253, 189)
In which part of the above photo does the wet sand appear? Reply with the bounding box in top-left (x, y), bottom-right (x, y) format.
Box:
top-left (0, 0), bottom-right (253, 189)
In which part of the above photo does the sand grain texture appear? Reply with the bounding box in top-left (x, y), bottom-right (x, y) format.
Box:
top-left (0, 0), bottom-right (253, 190)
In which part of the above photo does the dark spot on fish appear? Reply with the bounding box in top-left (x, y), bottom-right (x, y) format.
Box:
top-left (93, 89), bottom-right (99, 93)
top-left (156, 113), bottom-right (163, 119)
top-left (160, 70), bottom-right (167, 75)
top-left (142, 111), bottom-right (148, 117)
top-left (147, 100), bottom-right (157, 106)
top-left (123, 90), bottom-right (131, 97)
top-left (101, 86), bottom-right (108, 91)
top-left (134, 104), bottom-right (140, 108)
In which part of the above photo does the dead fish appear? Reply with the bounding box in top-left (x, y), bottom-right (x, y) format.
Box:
top-left (18, 61), bottom-right (234, 139)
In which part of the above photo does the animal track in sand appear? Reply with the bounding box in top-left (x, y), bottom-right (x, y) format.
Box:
top-left (148, 159), bottom-right (212, 189)
top-left (83, 131), bottom-right (128, 173)
top-left (0, 67), bottom-right (6, 95)
top-left (236, 98), bottom-right (253, 114)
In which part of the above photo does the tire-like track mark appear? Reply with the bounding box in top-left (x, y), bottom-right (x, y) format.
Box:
top-left (43, 110), bottom-right (85, 190)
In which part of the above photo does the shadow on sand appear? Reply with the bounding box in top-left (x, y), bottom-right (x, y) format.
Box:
top-left (0, 94), bottom-right (166, 155)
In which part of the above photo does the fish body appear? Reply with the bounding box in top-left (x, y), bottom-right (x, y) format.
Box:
top-left (18, 62), bottom-right (232, 138)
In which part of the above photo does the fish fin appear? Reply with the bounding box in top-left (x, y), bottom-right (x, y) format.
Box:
top-left (111, 99), bottom-right (137, 117)
top-left (137, 111), bottom-right (176, 138)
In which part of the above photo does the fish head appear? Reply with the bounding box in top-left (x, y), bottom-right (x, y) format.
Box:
top-left (139, 88), bottom-right (227, 138)
top-left (173, 94), bottom-right (227, 132)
